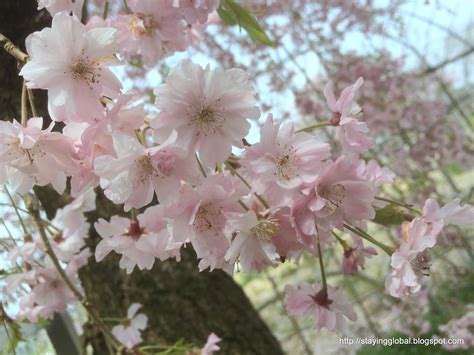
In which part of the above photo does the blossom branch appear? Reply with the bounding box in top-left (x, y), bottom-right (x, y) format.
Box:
top-left (343, 223), bottom-right (395, 256)
top-left (295, 120), bottom-right (333, 133)
top-left (0, 33), bottom-right (28, 62)
top-left (224, 160), bottom-right (270, 209)
top-left (28, 204), bottom-right (123, 351)
top-left (374, 196), bottom-right (421, 215)
top-left (21, 81), bottom-right (28, 126)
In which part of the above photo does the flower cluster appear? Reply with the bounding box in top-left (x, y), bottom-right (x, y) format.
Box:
top-left (0, 3), bottom-right (472, 348)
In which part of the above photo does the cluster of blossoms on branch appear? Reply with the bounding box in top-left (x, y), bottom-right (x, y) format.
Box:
top-left (0, 0), bottom-right (473, 352)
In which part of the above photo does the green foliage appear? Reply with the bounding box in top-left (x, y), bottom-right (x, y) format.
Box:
top-left (373, 204), bottom-right (412, 226)
top-left (1, 321), bottom-right (24, 355)
top-left (217, 0), bottom-right (275, 47)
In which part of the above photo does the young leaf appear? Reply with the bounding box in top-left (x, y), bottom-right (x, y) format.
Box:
top-left (218, 0), bottom-right (276, 47)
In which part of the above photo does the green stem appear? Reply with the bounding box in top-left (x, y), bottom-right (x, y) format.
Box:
top-left (295, 120), bottom-right (333, 133)
top-left (195, 153), bottom-right (207, 177)
top-left (4, 188), bottom-right (28, 235)
top-left (27, 89), bottom-right (37, 117)
top-left (331, 231), bottom-right (349, 251)
top-left (21, 81), bottom-right (28, 127)
top-left (102, 0), bottom-right (110, 19)
top-left (343, 223), bottom-right (395, 256)
top-left (224, 161), bottom-right (270, 209)
top-left (316, 235), bottom-right (327, 290)
top-left (375, 196), bottom-right (422, 215)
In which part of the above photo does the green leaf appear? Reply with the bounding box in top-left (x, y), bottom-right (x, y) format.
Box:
top-left (373, 204), bottom-right (413, 226)
top-left (217, 0), bottom-right (276, 47)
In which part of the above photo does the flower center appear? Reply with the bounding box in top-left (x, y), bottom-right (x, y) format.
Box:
top-left (128, 13), bottom-right (158, 37)
top-left (275, 144), bottom-right (299, 183)
top-left (319, 184), bottom-right (345, 214)
top-left (70, 54), bottom-right (100, 87)
top-left (410, 250), bottom-right (431, 278)
top-left (188, 103), bottom-right (225, 136)
top-left (193, 203), bottom-right (223, 233)
top-left (124, 220), bottom-right (146, 240)
top-left (310, 288), bottom-right (333, 309)
top-left (251, 219), bottom-right (280, 241)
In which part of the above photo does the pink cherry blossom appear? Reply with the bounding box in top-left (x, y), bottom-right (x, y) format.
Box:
top-left (110, 0), bottom-right (187, 67)
top-left (324, 77), bottom-right (373, 153)
top-left (201, 332), bottom-right (222, 355)
top-left (341, 235), bottom-right (377, 275)
top-left (242, 114), bottom-right (330, 206)
top-left (294, 155), bottom-right (377, 235)
top-left (0, 117), bottom-right (76, 194)
top-left (285, 282), bottom-right (357, 334)
top-left (224, 210), bottom-right (280, 272)
top-left (422, 198), bottom-right (474, 227)
top-left (95, 132), bottom-right (198, 210)
top-left (112, 303), bottom-right (148, 349)
top-left (177, 0), bottom-right (220, 24)
top-left (95, 207), bottom-right (176, 274)
top-left (323, 77), bottom-right (363, 122)
top-left (37, 0), bottom-right (84, 16)
top-left (152, 59), bottom-right (260, 166)
top-left (385, 217), bottom-right (442, 298)
top-left (20, 12), bottom-right (122, 122)
top-left (166, 174), bottom-right (245, 273)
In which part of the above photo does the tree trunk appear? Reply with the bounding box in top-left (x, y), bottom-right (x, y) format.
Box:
top-left (0, 1), bottom-right (284, 354)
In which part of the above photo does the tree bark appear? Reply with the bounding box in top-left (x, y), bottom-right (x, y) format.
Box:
top-left (1, 1), bottom-right (284, 354)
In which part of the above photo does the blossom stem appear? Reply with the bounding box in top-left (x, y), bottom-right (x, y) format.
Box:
top-left (224, 161), bottom-right (270, 209)
top-left (195, 153), bottom-right (207, 177)
top-left (295, 120), bottom-right (333, 133)
top-left (130, 208), bottom-right (137, 221)
top-left (27, 89), bottom-right (37, 117)
top-left (375, 196), bottom-right (422, 215)
top-left (0, 203), bottom-right (61, 232)
top-left (4, 188), bottom-right (28, 235)
top-left (343, 223), bottom-right (395, 255)
top-left (316, 236), bottom-right (327, 290)
top-left (29, 206), bottom-right (123, 351)
top-left (102, 0), bottom-right (110, 19)
top-left (21, 81), bottom-right (28, 127)
top-left (0, 33), bottom-right (28, 62)
top-left (331, 231), bottom-right (350, 251)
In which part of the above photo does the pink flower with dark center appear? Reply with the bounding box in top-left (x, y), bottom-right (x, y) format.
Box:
top-left (285, 282), bottom-right (357, 334)
top-left (112, 303), bottom-right (148, 349)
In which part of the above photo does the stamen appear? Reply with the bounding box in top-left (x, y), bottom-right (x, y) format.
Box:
top-left (251, 218), bottom-right (280, 241)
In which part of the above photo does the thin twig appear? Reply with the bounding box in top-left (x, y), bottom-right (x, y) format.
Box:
top-left (0, 33), bottom-right (29, 62)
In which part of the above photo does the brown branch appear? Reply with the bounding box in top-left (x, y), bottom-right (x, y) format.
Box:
top-left (420, 47), bottom-right (474, 76)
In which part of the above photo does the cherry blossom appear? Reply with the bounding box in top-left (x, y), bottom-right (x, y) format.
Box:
top-left (285, 282), bottom-right (357, 334)
top-left (110, 0), bottom-right (187, 67)
top-left (112, 303), bottom-right (148, 349)
top-left (37, 0), bottom-right (84, 16)
top-left (294, 155), bottom-right (377, 234)
top-left (20, 12), bottom-right (122, 122)
top-left (95, 206), bottom-right (177, 274)
top-left (242, 114), bottom-right (330, 206)
top-left (95, 132), bottom-right (198, 210)
top-left (341, 235), bottom-right (377, 275)
top-left (385, 218), bottom-right (442, 298)
top-left (201, 332), bottom-right (222, 355)
top-left (0, 117), bottom-right (76, 194)
top-left (422, 198), bottom-right (474, 227)
top-left (177, 0), bottom-right (220, 25)
top-left (152, 59), bottom-right (260, 166)
top-left (166, 174), bottom-right (244, 273)
top-left (224, 210), bottom-right (280, 272)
